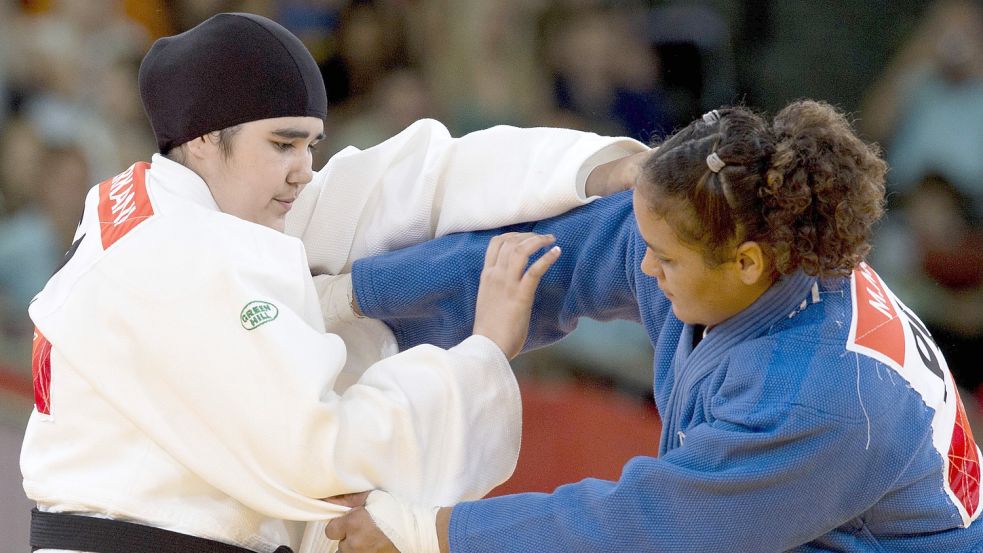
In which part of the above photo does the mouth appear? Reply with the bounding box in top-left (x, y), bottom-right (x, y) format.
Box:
top-left (655, 281), bottom-right (669, 298)
top-left (661, 289), bottom-right (675, 303)
top-left (274, 197), bottom-right (295, 211)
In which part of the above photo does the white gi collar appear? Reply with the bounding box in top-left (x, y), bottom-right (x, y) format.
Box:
top-left (149, 153), bottom-right (222, 213)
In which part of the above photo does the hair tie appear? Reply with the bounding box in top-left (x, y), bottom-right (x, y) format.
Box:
top-left (706, 152), bottom-right (725, 173)
top-left (702, 110), bottom-right (720, 124)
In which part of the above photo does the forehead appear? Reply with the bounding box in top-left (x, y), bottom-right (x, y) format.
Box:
top-left (242, 116), bottom-right (325, 136)
top-left (632, 189), bottom-right (679, 250)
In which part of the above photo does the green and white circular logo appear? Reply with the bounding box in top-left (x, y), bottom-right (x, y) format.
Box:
top-left (240, 300), bottom-right (279, 330)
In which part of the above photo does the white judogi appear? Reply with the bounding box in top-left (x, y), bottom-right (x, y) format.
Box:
top-left (22, 120), bottom-right (645, 553)
top-left (287, 119), bottom-right (645, 392)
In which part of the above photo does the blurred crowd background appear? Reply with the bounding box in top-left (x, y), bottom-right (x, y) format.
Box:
top-left (2, 0), bottom-right (983, 548)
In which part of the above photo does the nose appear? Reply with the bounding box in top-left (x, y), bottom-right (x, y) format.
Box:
top-left (287, 149), bottom-right (314, 187)
top-left (640, 250), bottom-right (664, 279)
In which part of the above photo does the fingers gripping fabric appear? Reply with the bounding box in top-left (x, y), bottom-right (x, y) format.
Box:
top-left (364, 491), bottom-right (440, 553)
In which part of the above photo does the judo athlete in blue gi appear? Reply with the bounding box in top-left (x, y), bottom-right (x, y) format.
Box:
top-left (326, 101), bottom-right (983, 552)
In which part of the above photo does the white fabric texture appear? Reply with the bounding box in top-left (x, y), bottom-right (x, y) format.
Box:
top-left (364, 491), bottom-right (440, 553)
top-left (23, 156), bottom-right (519, 553)
top-left (285, 119), bottom-right (647, 275)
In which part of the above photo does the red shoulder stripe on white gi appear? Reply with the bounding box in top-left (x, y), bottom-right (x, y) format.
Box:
top-left (847, 262), bottom-right (982, 526)
top-left (32, 327), bottom-right (52, 416)
top-left (97, 161), bottom-right (153, 250)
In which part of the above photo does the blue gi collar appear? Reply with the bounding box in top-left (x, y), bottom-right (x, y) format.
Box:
top-left (671, 271), bottom-right (819, 410)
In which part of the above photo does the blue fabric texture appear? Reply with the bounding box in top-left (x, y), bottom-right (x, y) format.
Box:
top-left (352, 191), bottom-right (983, 552)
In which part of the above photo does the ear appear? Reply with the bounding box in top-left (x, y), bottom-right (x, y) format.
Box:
top-left (183, 131), bottom-right (222, 161)
top-left (733, 241), bottom-right (770, 286)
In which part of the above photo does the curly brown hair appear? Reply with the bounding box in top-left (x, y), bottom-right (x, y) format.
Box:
top-left (638, 100), bottom-right (886, 278)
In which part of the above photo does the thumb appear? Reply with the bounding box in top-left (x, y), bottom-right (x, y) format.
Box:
top-left (325, 511), bottom-right (352, 541)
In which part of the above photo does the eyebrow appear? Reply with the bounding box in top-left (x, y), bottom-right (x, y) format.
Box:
top-left (272, 128), bottom-right (325, 141)
top-left (642, 238), bottom-right (672, 258)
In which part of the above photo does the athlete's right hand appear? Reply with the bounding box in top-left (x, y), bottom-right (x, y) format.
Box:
top-left (584, 149), bottom-right (652, 197)
top-left (472, 232), bottom-right (561, 359)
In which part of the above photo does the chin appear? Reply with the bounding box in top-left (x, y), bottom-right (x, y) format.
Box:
top-left (670, 302), bottom-right (689, 323)
top-left (670, 304), bottom-right (706, 326)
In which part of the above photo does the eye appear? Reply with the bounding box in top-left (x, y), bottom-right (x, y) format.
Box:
top-left (308, 141), bottom-right (320, 153)
top-left (273, 141), bottom-right (292, 152)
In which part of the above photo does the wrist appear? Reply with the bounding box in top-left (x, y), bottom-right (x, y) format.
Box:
top-left (437, 507), bottom-right (452, 553)
top-left (584, 150), bottom-right (647, 198)
top-left (584, 158), bottom-right (615, 198)
top-left (611, 151), bottom-right (645, 192)
top-left (470, 327), bottom-right (518, 360)
top-left (350, 281), bottom-right (365, 318)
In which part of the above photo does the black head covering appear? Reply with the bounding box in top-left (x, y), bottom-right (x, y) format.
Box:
top-left (139, 13), bottom-right (327, 153)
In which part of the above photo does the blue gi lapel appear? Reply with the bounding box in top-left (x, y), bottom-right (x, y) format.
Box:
top-left (660, 271), bottom-right (818, 453)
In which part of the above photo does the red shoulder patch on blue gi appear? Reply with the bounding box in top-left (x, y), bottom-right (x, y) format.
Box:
top-left (32, 327), bottom-right (52, 415)
top-left (848, 262), bottom-right (982, 525)
top-left (951, 388), bottom-right (980, 521)
top-left (850, 263), bottom-right (905, 367)
top-left (98, 161), bottom-right (153, 250)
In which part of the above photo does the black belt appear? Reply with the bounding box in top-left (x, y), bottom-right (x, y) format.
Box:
top-left (31, 508), bottom-right (295, 553)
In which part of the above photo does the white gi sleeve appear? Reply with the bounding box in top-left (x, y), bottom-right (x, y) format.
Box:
top-left (285, 119), bottom-right (646, 274)
top-left (29, 219), bottom-right (520, 522)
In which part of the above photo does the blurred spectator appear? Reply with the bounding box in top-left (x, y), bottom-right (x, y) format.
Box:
top-left (164, 0), bottom-right (276, 33)
top-left (276, 0), bottom-right (343, 78)
top-left (36, 142), bottom-right (92, 252)
top-left (6, 0), bottom-right (151, 180)
top-left (0, 118), bottom-right (57, 342)
top-left (408, 0), bottom-right (551, 133)
top-left (327, 68), bottom-right (436, 155)
top-left (733, 1), bottom-right (922, 117)
top-left (91, 55), bottom-right (157, 166)
top-left (873, 174), bottom-right (983, 392)
top-left (0, 119), bottom-right (93, 367)
top-left (319, 1), bottom-right (410, 111)
top-left (0, 0), bottom-right (139, 363)
top-left (863, 0), bottom-right (983, 392)
top-left (539, 5), bottom-right (674, 140)
top-left (0, 1), bottom-right (13, 124)
top-left (647, 4), bottom-right (737, 130)
top-left (862, 0), bottom-right (983, 207)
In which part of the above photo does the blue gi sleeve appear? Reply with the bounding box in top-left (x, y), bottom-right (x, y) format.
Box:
top-left (351, 191), bottom-right (642, 352)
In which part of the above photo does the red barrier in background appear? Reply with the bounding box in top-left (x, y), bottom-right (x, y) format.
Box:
top-left (0, 362), bottom-right (32, 401)
top-left (490, 378), bottom-right (661, 497)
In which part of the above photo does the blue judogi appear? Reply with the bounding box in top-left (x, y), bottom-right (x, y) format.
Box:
top-left (352, 191), bottom-right (983, 552)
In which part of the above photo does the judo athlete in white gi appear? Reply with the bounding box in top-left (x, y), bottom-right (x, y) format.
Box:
top-left (20, 12), bottom-right (647, 553)
top-left (326, 103), bottom-right (983, 551)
